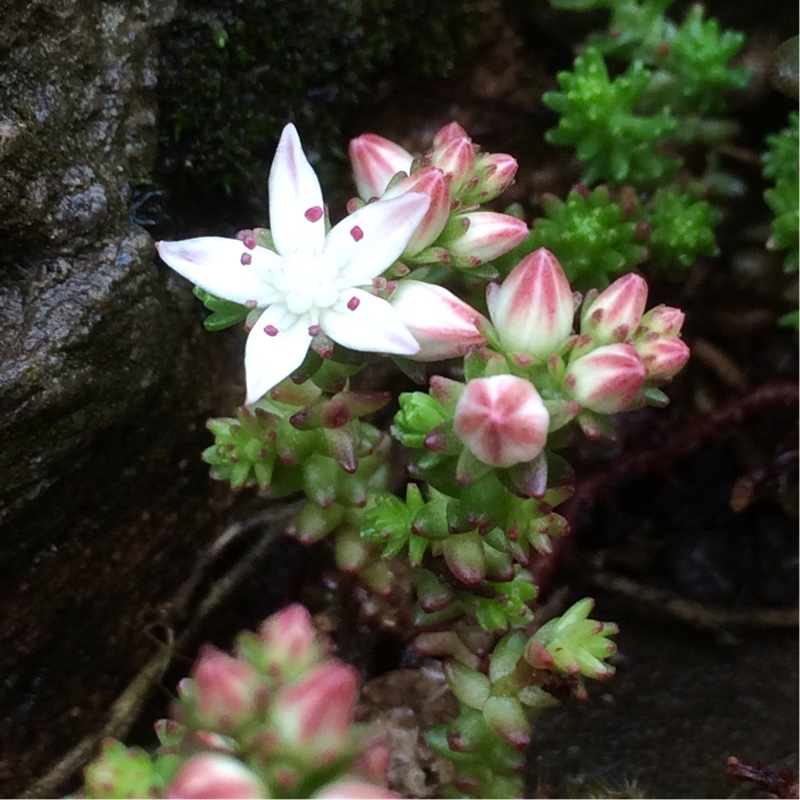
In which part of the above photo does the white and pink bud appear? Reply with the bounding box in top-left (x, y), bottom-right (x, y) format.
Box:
top-left (453, 375), bottom-right (550, 468)
top-left (637, 304), bottom-right (685, 337)
top-left (381, 166), bottom-right (451, 256)
top-left (389, 279), bottom-right (487, 360)
top-left (446, 211), bottom-right (528, 266)
top-left (271, 661), bottom-right (359, 763)
top-left (349, 133), bottom-right (413, 201)
top-left (487, 248), bottom-right (575, 359)
top-left (313, 780), bottom-right (402, 799)
top-left (564, 343), bottom-right (647, 414)
top-left (635, 335), bottom-right (690, 381)
top-left (179, 646), bottom-right (265, 734)
top-left (256, 603), bottom-right (320, 675)
top-left (465, 151), bottom-right (519, 203)
top-left (167, 754), bottom-right (265, 799)
top-left (434, 135), bottom-right (476, 196)
top-left (432, 121), bottom-right (471, 149)
top-left (581, 273), bottom-right (648, 344)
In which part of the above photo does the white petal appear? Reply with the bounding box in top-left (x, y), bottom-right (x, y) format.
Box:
top-left (244, 305), bottom-right (313, 404)
top-left (324, 194), bottom-right (430, 287)
top-left (268, 123), bottom-right (326, 259)
top-left (320, 289), bottom-right (420, 356)
top-left (156, 237), bottom-right (283, 306)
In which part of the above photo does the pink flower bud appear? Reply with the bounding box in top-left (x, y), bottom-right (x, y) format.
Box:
top-left (349, 133), bottom-right (413, 201)
top-left (256, 603), bottom-right (320, 673)
top-left (350, 732), bottom-right (392, 784)
top-left (167, 754), bottom-right (265, 799)
top-left (466, 151), bottom-right (518, 203)
top-left (271, 661), bottom-right (359, 763)
top-left (179, 646), bottom-right (265, 734)
top-left (390, 279), bottom-right (486, 360)
top-left (381, 166), bottom-right (450, 256)
top-left (432, 121), bottom-right (470, 149)
top-left (635, 335), bottom-right (690, 381)
top-left (447, 211), bottom-right (528, 266)
top-left (453, 375), bottom-right (550, 467)
top-left (637, 304), bottom-right (685, 337)
top-left (433, 136), bottom-right (476, 195)
top-left (564, 343), bottom-right (647, 414)
top-left (313, 780), bottom-right (402, 799)
top-left (487, 248), bottom-right (575, 359)
top-left (581, 274), bottom-right (648, 344)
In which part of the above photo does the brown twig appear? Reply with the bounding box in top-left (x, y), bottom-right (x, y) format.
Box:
top-left (21, 501), bottom-right (304, 799)
top-left (582, 555), bottom-right (798, 632)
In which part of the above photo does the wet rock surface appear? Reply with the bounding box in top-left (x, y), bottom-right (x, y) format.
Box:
top-left (528, 601), bottom-right (798, 798)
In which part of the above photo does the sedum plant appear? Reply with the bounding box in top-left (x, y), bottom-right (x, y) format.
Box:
top-left (536, 0), bottom-right (749, 287)
top-left (80, 604), bottom-right (399, 799)
top-left (82, 118), bottom-right (691, 798)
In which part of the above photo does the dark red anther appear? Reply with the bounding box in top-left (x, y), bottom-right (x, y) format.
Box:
top-left (243, 236), bottom-right (257, 250)
top-left (347, 296), bottom-right (360, 311)
top-left (304, 206), bottom-right (324, 222)
top-left (349, 225), bottom-right (364, 242)
top-left (264, 325), bottom-right (279, 336)
top-left (308, 324), bottom-right (321, 336)
top-left (240, 252), bottom-right (252, 265)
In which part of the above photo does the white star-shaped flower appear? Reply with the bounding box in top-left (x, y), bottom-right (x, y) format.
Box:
top-left (157, 123), bottom-right (430, 404)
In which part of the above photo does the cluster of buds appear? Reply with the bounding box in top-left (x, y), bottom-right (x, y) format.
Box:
top-left (348, 122), bottom-right (528, 268)
top-left (81, 605), bottom-right (399, 799)
top-left (441, 248), bottom-right (690, 450)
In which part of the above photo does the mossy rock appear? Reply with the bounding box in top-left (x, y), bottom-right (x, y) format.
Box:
top-left (157, 0), bottom-right (477, 229)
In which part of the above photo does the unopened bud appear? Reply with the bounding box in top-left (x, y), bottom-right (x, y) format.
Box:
top-left (454, 375), bottom-right (550, 468)
top-left (564, 343), bottom-right (646, 414)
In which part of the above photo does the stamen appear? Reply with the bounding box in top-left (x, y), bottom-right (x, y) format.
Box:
top-left (304, 206), bottom-right (324, 222)
top-left (240, 252), bottom-right (252, 265)
top-left (349, 225), bottom-right (364, 242)
top-left (264, 325), bottom-right (279, 336)
top-left (347, 296), bottom-right (360, 311)
top-left (245, 300), bottom-right (258, 309)
top-left (243, 236), bottom-right (257, 250)
top-left (308, 324), bottom-right (321, 336)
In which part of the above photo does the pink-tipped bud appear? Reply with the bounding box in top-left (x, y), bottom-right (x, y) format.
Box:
top-left (487, 248), bottom-right (575, 359)
top-left (382, 166), bottom-right (451, 256)
top-left (179, 646), bottom-right (264, 734)
top-left (349, 133), bottom-right (413, 201)
top-left (564, 343), bottom-right (646, 414)
top-left (167, 754), bottom-right (265, 799)
top-left (350, 732), bottom-right (392, 784)
top-left (256, 603), bottom-right (320, 673)
top-left (432, 121), bottom-right (471, 149)
top-left (433, 136), bottom-right (476, 195)
top-left (466, 151), bottom-right (518, 203)
top-left (447, 211), bottom-right (528, 266)
top-left (581, 274), bottom-right (648, 344)
top-left (313, 780), bottom-right (402, 799)
top-left (271, 661), bottom-right (359, 763)
top-left (390, 279), bottom-right (487, 360)
top-left (637, 304), bottom-right (685, 337)
top-left (635, 335), bottom-right (690, 381)
top-left (454, 375), bottom-right (550, 468)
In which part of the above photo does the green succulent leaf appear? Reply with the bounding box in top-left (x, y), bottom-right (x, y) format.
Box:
top-left (193, 286), bottom-right (250, 331)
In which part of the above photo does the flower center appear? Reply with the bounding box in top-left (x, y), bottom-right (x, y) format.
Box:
top-left (277, 255), bottom-right (340, 316)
